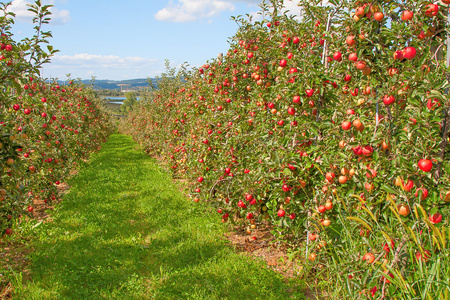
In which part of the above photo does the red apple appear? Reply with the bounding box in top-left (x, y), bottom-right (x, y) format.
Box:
top-left (289, 67), bottom-right (298, 74)
top-left (374, 12), bottom-right (384, 22)
top-left (363, 252), bottom-right (375, 264)
top-left (333, 51), bottom-right (342, 62)
top-left (429, 212), bottom-right (442, 224)
top-left (424, 4), bottom-right (438, 17)
top-left (342, 121), bottom-right (351, 130)
top-left (383, 95), bottom-right (395, 106)
top-left (362, 145), bottom-right (373, 156)
top-left (365, 182), bottom-right (374, 193)
top-left (415, 187), bottom-right (429, 200)
top-left (403, 47), bottom-right (416, 60)
top-left (238, 200), bottom-right (247, 209)
top-left (401, 10), bottom-right (413, 21)
top-left (353, 145), bottom-right (363, 156)
top-left (348, 53), bottom-right (357, 62)
top-left (402, 179), bottom-right (414, 192)
top-left (418, 159), bottom-right (432, 172)
top-left (287, 107), bottom-right (296, 115)
top-left (393, 50), bottom-right (404, 60)
top-left (356, 61), bottom-right (366, 70)
top-left (346, 35), bottom-right (355, 46)
top-left (416, 249), bottom-right (431, 262)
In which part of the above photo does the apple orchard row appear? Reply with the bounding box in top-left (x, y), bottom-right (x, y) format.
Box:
top-left (121, 0), bottom-right (449, 298)
top-left (1, 78), bottom-right (113, 236)
top-left (0, 5), bottom-right (113, 236)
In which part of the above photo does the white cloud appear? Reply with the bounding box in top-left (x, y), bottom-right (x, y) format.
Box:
top-left (247, 0), bottom-right (332, 23)
top-left (41, 53), bottom-right (160, 80)
top-left (155, 0), bottom-right (236, 22)
top-left (229, 0), bottom-right (260, 2)
top-left (283, 1), bottom-right (302, 16)
top-left (247, 1), bottom-right (302, 23)
top-left (6, 0), bottom-right (70, 24)
top-left (6, 0), bottom-right (34, 21)
top-left (49, 7), bottom-right (70, 25)
top-left (153, 0), bottom-right (315, 23)
top-left (229, 0), bottom-right (261, 4)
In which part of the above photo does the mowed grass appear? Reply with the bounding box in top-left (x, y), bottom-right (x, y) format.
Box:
top-left (16, 134), bottom-right (305, 300)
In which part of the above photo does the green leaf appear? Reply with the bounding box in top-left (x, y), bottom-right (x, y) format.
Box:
top-left (347, 216), bottom-right (372, 231)
top-left (382, 184), bottom-right (397, 195)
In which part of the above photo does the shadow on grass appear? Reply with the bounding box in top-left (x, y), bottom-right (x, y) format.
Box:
top-left (20, 134), bottom-right (304, 300)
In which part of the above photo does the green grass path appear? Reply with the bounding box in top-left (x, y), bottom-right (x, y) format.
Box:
top-left (18, 134), bottom-right (305, 300)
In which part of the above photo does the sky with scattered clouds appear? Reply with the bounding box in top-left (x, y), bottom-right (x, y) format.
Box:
top-left (5, 0), bottom-right (301, 80)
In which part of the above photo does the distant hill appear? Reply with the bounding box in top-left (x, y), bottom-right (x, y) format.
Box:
top-left (51, 78), bottom-right (161, 91)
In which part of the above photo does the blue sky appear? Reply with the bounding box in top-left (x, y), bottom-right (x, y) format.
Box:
top-left (7, 0), bottom-right (300, 80)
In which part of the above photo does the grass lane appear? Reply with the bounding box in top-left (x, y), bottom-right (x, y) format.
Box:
top-left (16, 134), bottom-right (305, 299)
